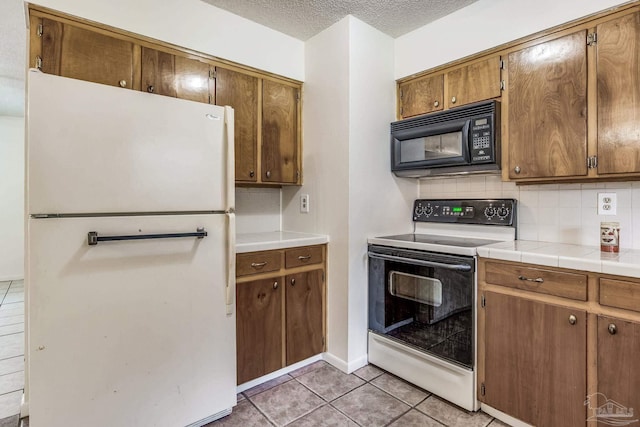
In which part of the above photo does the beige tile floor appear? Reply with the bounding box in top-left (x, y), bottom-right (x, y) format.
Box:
top-left (0, 280), bottom-right (25, 427)
top-left (208, 361), bottom-right (511, 427)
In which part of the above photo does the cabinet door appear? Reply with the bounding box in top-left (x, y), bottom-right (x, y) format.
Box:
top-left (236, 277), bottom-right (283, 384)
top-left (507, 31), bottom-right (588, 179)
top-left (215, 67), bottom-right (259, 182)
top-left (399, 74), bottom-right (444, 118)
top-left (447, 56), bottom-right (501, 108)
top-left (286, 270), bottom-right (323, 365)
top-left (596, 12), bottom-right (640, 175)
top-left (141, 47), bottom-right (212, 103)
top-left (262, 80), bottom-right (299, 184)
top-left (596, 316), bottom-right (640, 427)
top-left (482, 292), bottom-right (586, 427)
top-left (41, 18), bottom-right (137, 89)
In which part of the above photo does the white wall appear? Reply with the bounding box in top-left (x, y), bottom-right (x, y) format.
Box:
top-left (28, 0), bottom-right (305, 81)
top-left (235, 188), bottom-right (281, 233)
top-left (282, 16), bottom-right (417, 371)
top-left (419, 176), bottom-right (640, 250)
top-left (395, 0), bottom-right (630, 78)
top-left (0, 116), bottom-right (25, 280)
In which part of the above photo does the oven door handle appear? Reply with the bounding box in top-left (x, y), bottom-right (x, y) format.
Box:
top-left (367, 252), bottom-right (472, 272)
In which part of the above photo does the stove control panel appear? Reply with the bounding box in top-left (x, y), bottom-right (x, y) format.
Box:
top-left (413, 199), bottom-right (517, 225)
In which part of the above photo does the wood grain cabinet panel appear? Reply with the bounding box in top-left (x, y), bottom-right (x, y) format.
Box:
top-left (236, 250), bottom-right (283, 277)
top-left (596, 12), bottom-right (640, 175)
top-left (262, 80), bottom-right (299, 184)
top-left (215, 67), bottom-right (259, 182)
top-left (398, 74), bottom-right (444, 118)
top-left (141, 47), bottom-right (212, 103)
top-left (40, 18), bottom-right (137, 89)
top-left (285, 246), bottom-right (323, 269)
top-left (286, 270), bottom-right (324, 365)
top-left (599, 278), bottom-right (640, 313)
top-left (507, 30), bottom-right (588, 180)
top-left (596, 316), bottom-right (640, 427)
top-left (447, 56), bottom-right (501, 108)
top-left (236, 277), bottom-right (283, 384)
top-left (482, 291), bottom-right (587, 427)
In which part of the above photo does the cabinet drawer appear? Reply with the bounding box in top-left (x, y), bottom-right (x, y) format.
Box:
top-left (236, 251), bottom-right (282, 277)
top-left (285, 246), bottom-right (323, 268)
top-left (484, 261), bottom-right (588, 301)
top-left (600, 278), bottom-right (640, 313)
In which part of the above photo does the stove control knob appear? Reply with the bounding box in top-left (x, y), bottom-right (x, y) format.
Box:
top-left (424, 205), bottom-right (434, 217)
top-left (414, 205), bottom-right (425, 217)
top-left (484, 206), bottom-right (496, 219)
top-left (497, 207), bottom-right (510, 219)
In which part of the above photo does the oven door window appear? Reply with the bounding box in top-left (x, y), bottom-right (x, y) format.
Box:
top-left (389, 271), bottom-right (442, 307)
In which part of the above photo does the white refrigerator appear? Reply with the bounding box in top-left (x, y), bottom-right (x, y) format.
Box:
top-left (25, 71), bottom-right (236, 427)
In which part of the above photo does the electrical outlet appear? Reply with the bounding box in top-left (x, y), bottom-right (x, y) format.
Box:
top-left (598, 192), bottom-right (617, 215)
top-left (300, 194), bottom-right (310, 213)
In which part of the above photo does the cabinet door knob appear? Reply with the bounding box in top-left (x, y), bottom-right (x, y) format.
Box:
top-left (273, 281), bottom-right (278, 289)
top-left (608, 323), bottom-right (617, 335)
top-left (119, 80), bottom-right (127, 88)
top-left (249, 170), bottom-right (255, 178)
top-left (266, 170), bottom-right (271, 179)
top-left (514, 166), bottom-right (521, 174)
top-left (568, 314), bottom-right (577, 325)
top-left (451, 96), bottom-right (456, 104)
top-left (434, 100), bottom-right (439, 107)
top-left (147, 85), bottom-right (154, 93)
top-left (290, 278), bottom-right (296, 286)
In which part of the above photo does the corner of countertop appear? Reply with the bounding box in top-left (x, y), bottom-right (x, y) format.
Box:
top-left (236, 230), bottom-right (329, 253)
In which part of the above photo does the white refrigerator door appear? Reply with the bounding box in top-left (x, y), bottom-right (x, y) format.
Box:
top-left (28, 214), bottom-right (235, 427)
top-left (27, 71), bottom-right (234, 214)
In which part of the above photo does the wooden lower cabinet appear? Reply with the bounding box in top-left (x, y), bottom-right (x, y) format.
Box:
top-left (286, 270), bottom-right (324, 365)
top-left (596, 316), bottom-right (640, 427)
top-left (236, 246), bottom-right (326, 384)
top-left (482, 291), bottom-right (587, 427)
top-left (236, 277), bottom-right (283, 384)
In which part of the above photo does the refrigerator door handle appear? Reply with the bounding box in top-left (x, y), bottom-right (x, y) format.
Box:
top-left (224, 106), bottom-right (235, 213)
top-left (226, 212), bottom-right (236, 316)
top-left (87, 228), bottom-right (207, 245)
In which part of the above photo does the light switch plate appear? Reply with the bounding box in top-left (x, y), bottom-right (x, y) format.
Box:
top-left (598, 192), bottom-right (617, 215)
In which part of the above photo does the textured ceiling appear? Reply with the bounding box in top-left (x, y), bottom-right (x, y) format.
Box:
top-left (201, 0), bottom-right (478, 40)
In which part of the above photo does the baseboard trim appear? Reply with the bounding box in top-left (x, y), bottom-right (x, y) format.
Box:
top-left (322, 352), bottom-right (368, 374)
top-left (0, 276), bottom-right (24, 282)
top-left (236, 354), bottom-right (323, 393)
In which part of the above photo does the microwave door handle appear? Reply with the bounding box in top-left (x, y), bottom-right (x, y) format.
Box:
top-left (462, 119), bottom-right (472, 163)
top-left (367, 252), bottom-right (472, 272)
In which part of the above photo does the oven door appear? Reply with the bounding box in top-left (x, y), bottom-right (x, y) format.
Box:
top-left (368, 244), bottom-right (475, 369)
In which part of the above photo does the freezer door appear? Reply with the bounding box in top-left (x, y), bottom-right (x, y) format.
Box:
top-left (28, 214), bottom-right (236, 427)
top-left (27, 71), bottom-right (233, 214)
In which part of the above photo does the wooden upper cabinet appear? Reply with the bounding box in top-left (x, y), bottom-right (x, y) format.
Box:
top-left (39, 18), bottom-right (138, 90)
top-left (141, 47), bottom-right (213, 103)
top-left (507, 30), bottom-right (588, 180)
top-left (446, 56), bottom-right (501, 108)
top-left (262, 80), bottom-right (299, 184)
top-left (482, 292), bottom-right (586, 427)
top-left (215, 67), bottom-right (259, 182)
top-left (285, 269), bottom-right (324, 365)
top-left (596, 12), bottom-right (640, 175)
top-left (597, 316), bottom-right (640, 426)
top-left (398, 74), bottom-right (444, 118)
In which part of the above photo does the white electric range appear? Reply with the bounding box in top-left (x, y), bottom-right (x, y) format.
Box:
top-left (367, 198), bottom-right (517, 411)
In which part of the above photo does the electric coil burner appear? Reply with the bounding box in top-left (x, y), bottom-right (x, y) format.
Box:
top-left (367, 198), bottom-right (517, 411)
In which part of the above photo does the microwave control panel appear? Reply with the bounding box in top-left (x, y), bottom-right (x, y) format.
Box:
top-left (413, 199), bottom-right (516, 226)
top-left (470, 116), bottom-right (495, 163)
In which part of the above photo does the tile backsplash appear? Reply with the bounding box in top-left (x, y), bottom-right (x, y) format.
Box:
top-left (419, 175), bottom-right (640, 250)
top-left (236, 187), bottom-right (281, 233)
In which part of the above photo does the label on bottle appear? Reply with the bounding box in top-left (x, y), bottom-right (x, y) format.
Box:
top-left (600, 222), bottom-right (620, 253)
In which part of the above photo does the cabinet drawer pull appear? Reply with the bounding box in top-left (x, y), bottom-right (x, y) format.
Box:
top-left (291, 278), bottom-right (296, 286)
top-left (518, 275), bottom-right (544, 283)
top-left (568, 315), bottom-right (577, 325)
top-left (298, 255), bottom-right (312, 262)
top-left (608, 323), bottom-right (617, 335)
top-left (251, 262), bottom-right (268, 269)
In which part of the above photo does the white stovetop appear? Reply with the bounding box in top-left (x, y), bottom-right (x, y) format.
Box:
top-left (478, 240), bottom-right (640, 278)
top-left (236, 231), bottom-right (329, 253)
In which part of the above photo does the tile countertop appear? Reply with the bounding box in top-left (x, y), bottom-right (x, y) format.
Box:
top-left (477, 240), bottom-right (640, 279)
top-left (236, 231), bottom-right (329, 253)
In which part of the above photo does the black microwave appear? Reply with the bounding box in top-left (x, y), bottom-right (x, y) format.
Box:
top-left (391, 100), bottom-right (500, 177)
